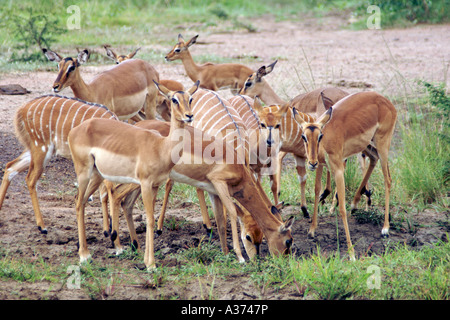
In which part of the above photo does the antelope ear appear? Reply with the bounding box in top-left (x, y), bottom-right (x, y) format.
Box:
top-left (127, 47), bottom-right (141, 59)
top-left (279, 216), bottom-right (295, 233)
top-left (42, 48), bottom-right (63, 62)
top-left (265, 59), bottom-right (278, 74)
top-left (255, 66), bottom-right (267, 81)
top-left (188, 80), bottom-right (200, 95)
top-left (187, 35), bottom-right (199, 47)
top-left (317, 106), bottom-right (333, 127)
top-left (77, 49), bottom-right (89, 65)
top-left (320, 91), bottom-right (335, 110)
top-left (292, 107), bottom-right (306, 126)
top-left (103, 44), bottom-right (117, 61)
top-left (178, 34), bottom-right (184, 42)
top-left (278, 102), bottom-right (290, 116)
top-left (154, 80), bottom-right (171, 99)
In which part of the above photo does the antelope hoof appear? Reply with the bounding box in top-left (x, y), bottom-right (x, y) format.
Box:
top-left (103, 230), bottom-right (110, 238)
top-left (79, 253), bottom-right (92, 265)
top-left (203, 224), bottom-right (213, 235)
top-left (319, 189), bottom-right (331, 204)
top-left (38, 226), bottom-right (48, 234)
top-left (307, 230), bottom-right (315, 239)
top-left (301, 206), bottom-right (309, 219)
top-left (132, 240), bottom-right (139, 251)
top-left (156, 229), bottom-right (163, 236)
top-left (381, 228), bottom-right (390, 238)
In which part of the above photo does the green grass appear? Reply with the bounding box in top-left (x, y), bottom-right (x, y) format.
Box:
top-left (1, 237), bottom-right (449, 299)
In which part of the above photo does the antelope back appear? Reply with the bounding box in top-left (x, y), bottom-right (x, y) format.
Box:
top-left (14, 95), bottom-right (118, 159)
top-left (190, 89), bottom-right (249, 163)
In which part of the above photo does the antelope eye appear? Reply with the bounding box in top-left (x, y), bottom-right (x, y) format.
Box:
top-left (275, 124), bottom-right (280, 129)
top-left (189, 97), bottom-right (193, 104)
top-left (246, 235), bottom-right (252, 242)
top-left (174, 48), bottom-right (181, 53)
top-left (172, 98), bottom-right (179, 104)
top-left (260, 123), bottom-right (266, 128)
top-left (245, 81), bottom-right (252, 87)
top-left (318, 133), bottom-right (323, 142)
top-left (67, 65), bottom-right (75, 73)
top-left (301, 134), bottom-right (307, 142)
top-left (286, 238), bottom-right (293, 248)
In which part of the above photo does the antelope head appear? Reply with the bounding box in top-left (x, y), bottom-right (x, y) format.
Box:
top-left (103, 44), bottom-right (141, 64)
top-left (252, 97), bottom-right (289, 149)
top-left (239, 60), bottom-right (278, 96)
top-left (165, 34), bottom-right (198, 62)
top-left (293, 105), bottom-right (332, 171)
top-left (154, 80), bottom-right (200, 124)
top-left (43, 48), bottom-right (89, 93)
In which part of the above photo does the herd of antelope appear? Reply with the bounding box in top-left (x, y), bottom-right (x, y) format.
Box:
top-left (0, 33), bottom-right (397, 269)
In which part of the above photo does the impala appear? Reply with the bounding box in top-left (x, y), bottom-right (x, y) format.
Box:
top-left (165, 34), bottom-right (254, 94)
top-left (0, 95), bottom-right (118, 234)
top-left (101, 45), bottom-right (184, 121)
top-left (241, 78), bottom-right (349, 215)
top-left (43, 48), bottom-right (160, 121)
top-left (293, 91), bottom-right (397, 260)
top-left (107, 119), bottom-right (294, 261)
top-left (103, 44), bottom-right (141, 64)
top-left (68, 81), bottom-right (199, 269)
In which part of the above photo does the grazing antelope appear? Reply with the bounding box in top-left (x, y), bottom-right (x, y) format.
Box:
top-left (107, 118), bottom-right (294, 261)
top-left (43, 48), bottom-right (160, 121)
top-left (293, 91), bottom-right (397, 260)
top-left (0, 95), bottom-right (118, 234)
top-left (68, 81), bottom-right (199, 269)
top-left (103, 44), bottom-right (141, 64)
top-left (165, 34), bottom-right (254, 94)
top-left (102, 45), bottom-right (184, 121)
top-left (105, 121), bottom-right (265, 260)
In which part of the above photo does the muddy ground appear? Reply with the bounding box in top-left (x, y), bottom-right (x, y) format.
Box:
top-left (0, 16), bottom-right (449, 300)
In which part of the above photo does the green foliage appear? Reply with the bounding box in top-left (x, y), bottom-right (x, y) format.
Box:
top-left (396, 81), bottom-right (449, 205)
top-left (2, 4), bottom-right (67, 62)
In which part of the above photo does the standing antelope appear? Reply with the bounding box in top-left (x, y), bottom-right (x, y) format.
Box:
top-left (68, 81), bottom-right (199, 269)
top-left (0, 95), bottom-right (118, 234)
top-left (102, 45), bottom-right (184, 121)
top-left (43, 48), bottom-right (160, 121)
top-left (103, 44), bottom-right (141, 64)
top-left (240, 82), bottom-right (349, 215)
top-left (293, 91), bottom-right (397, 260)
top-left (165, 34), bottom-right (254, 94)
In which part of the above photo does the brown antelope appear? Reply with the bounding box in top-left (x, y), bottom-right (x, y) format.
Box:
top-left (293, 91), bottom-right (397, 260)
top-left (103, 44), bottom-right (141, 64)
top-left (106, 119), bottom-right (294, 261)
top-left (43, 48), bottom-right (160, 121)
top-left (107, 89), bottom-right (259, 262)
top-left (240, 78), bottom-right (349, 215)
top-left (0, 95), bottom-right (118, 234)
top-left (101, 45), bottom-right (184, 121)
top-left (105, 121), bottom-right (265, 260)
top-left (68, 81), bottom-right (199, 269)
top-left (165, 34), bottom-right (254, 94)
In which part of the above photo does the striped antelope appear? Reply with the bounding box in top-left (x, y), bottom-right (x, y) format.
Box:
top-left (43, 48), bottom-right (160, 121)
top-left (107, 118), bottom-right (293, 261)
top-left (102, 45), bottom-right (184, 122)
top-left (68, 81), bottom-right (199, 269)
top-left (165, 34), bottom-right (254, 94)
top-left (106, 89), bottom-right (285, 261)
top-left (0, 95), bottom-right (118, 234)
top-left (293, 91), bottom-right (397, 260)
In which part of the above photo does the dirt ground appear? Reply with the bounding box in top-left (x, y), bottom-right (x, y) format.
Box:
top-left (0, 16), bottom-right (449, 300)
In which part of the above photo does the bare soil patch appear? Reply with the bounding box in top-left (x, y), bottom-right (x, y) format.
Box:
top-left (0, 17), bottom-right (449, 300)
